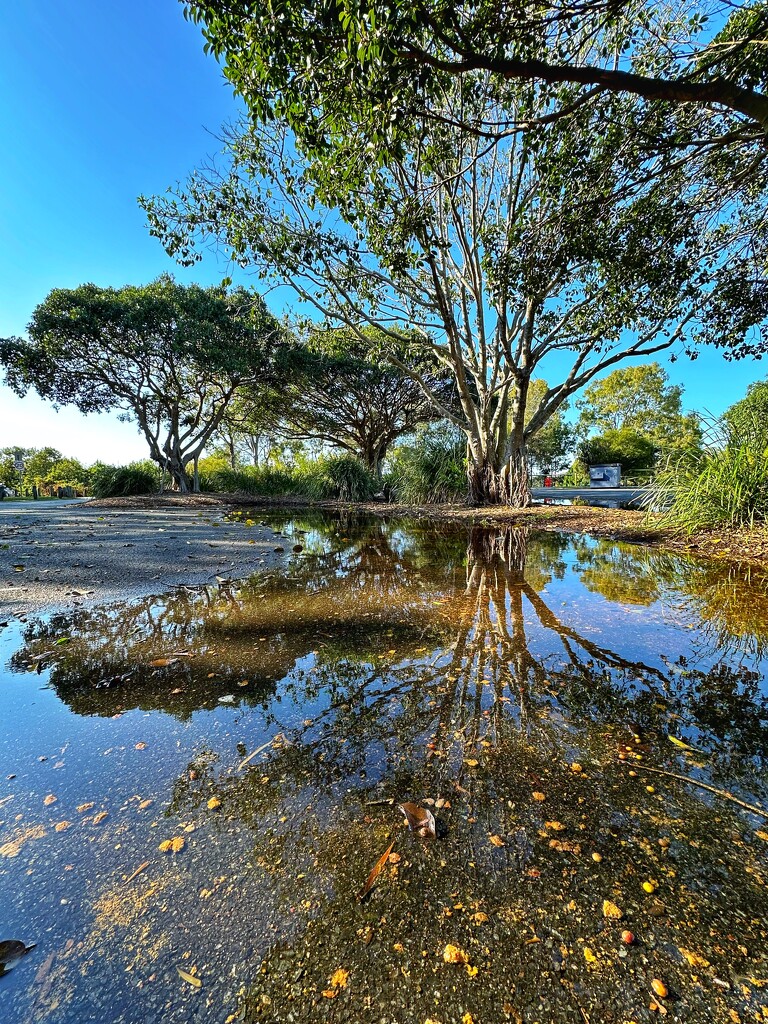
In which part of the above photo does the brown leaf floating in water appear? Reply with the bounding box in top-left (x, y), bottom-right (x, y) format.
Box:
top-left (357, 839), bottom-right (396, 901)
top-left (398, 802), bottom-right (436, 838)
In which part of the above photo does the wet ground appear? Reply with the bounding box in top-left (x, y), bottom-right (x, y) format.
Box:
top-left (0, 503), bottom-right (290, 616)
top-left (1, 511), bottom-right (768, 1024)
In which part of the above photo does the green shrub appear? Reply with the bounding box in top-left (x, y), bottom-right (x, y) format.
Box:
top-left (577, 428), bottom-right (656, 474)
top-left (387, 426), bottom-right (466, 503)
top-left (90, 461), bottom-right (160, 498)
top-left (199, 455), bottom-right (376, 501)
top-left (652, 439), bottom-right (768, 533)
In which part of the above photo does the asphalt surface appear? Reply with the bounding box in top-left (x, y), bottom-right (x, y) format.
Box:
top-left (0, 500), bottom-right (289, 618)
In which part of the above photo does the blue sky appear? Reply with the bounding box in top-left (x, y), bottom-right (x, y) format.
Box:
top-left (0, 1), bottom-right (765, 464)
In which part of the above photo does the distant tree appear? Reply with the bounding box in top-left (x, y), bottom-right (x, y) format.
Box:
top-left (0, 277), bottom-right (283, 492)
top-left (273, 327), bottom-right (453, 476)
top-left (578, 429), bottom-right (656, 475)
top-left (524, 380), bottom-right (575, 479)
top-left (724, 377), bottom-right (768, 446)
top-left (0, 447), bottom-right (30, 491)
top-left (576, 363), bottom-right (702, 458)
top-left (22, 448), bottom-right (63, 493)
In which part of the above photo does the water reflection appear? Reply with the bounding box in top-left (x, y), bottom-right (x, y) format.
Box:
top-left (2, 516), bottom-right (768, 1023)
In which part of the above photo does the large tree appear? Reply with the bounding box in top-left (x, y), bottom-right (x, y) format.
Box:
top-left (145, 67), bottom-right (764, 504)
top-left (275, 328), bottom-right (453, 475)
top-left (184, 1), bottom-right (768, 153)
top-left (0, 277), bottom-right (283, 492)
top-left (575, 362), bottom-right (702, 454)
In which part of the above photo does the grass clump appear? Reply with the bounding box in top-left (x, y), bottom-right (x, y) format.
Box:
top-left (387, 426), bottom-right (466, 503)
top-left (90, 461), bottom-right (160, 498)
top-left (652, 415), bottom-right (768, 533)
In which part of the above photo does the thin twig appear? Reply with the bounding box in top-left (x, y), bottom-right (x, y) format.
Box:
top-left (237, 734), bottom-right (282, 771)
top-left (622, 762), bottom-right (768, 818)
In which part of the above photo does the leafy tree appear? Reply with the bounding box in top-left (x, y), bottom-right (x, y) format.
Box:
top-left (22, 447), bottom-right (63, 493)
top-left (274, 327), bottom-right (452, 476)
top-left (576, 363), bottom-right (702, 454)
top-left (0, 277), bottom-right (283, 492)
top-left (184, 0), bottom-right (768, 139)
top-left (724, 376), bottom-right (768, 446)
top-left (524, 379), bottom-right (575, 478)
top-left (578, 428), bottom-right (656, 475)
top-left (145, 68), bottom-right (761, 504)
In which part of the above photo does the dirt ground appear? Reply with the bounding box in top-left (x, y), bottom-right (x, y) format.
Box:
top-left (87, 492), bottom-right (768, 568)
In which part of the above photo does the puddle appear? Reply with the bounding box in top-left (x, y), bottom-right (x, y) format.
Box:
top-left (1, 513), bottom-right (768, 1023)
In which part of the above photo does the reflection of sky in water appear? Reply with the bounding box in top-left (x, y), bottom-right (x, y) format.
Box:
top-left (1, 515), bottom-right (768, 1024)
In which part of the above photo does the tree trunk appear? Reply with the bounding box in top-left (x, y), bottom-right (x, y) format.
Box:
top-left (466, 445), bottom-right (532, 507)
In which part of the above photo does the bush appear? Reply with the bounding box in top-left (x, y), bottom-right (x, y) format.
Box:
top-left (578, 429), bottom-right (656, 474)
top-left (387, 425), bottom-right (467, 503)
top-left (652, 431), bottom-right (768, 533)
top-left (90, 461), bottom-right (160, 498)
top-left (199, 454), bottom-right (376, 501)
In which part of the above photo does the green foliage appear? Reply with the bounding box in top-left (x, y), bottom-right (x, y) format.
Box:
top-left (723, 377), bottom-right (768, 448)
top-left (90, 462), bottom-right (161, 498)
top-left (199, 454), bottom-right (377, 501)
top-left (578, 429), bottom-right (656, 474)
top-left (0, 276), bottom-right (283, 493)
top-left (387, 426), bottom-right (467, 504)
top-left (654, 389), bottom-right (768, 532)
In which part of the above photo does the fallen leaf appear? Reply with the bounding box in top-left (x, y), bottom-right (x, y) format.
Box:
top-left (171, 837), bottom-right (185, 853)
top-left (668, 736), bottom-right (694, 751)
top-left (442, 944), bottom-right (469, 964)
top-left (125, 861), bottom-right (150, 883)
top-left (489, 834), bottom-right (505, 847)
top-left (149, 658), bottom-right (178, 668)
top-left (755, 830), bottom-right (768, 842)
top-left (138, 799), bottom-right (153, 810)
top-left (77, 802), bottom-right (94, 813)
top-left (584, 947), bottom-right (598, 963)
top-left (603, 899), bottom-right (624, 919)
top-left (159, 840), bottom-right (173, 852)
top-left (328, 968), bottom-right (349, 989)
top-left (135, 742), bottom-right (147, 750)
top-left (43, 794), bottom-right (57, 806)
top-left (357, 839), bottom-right (396, 901)
top-left (532, 791), bottom-right (546, 802)
top-left (54, 821), bottom-right (71, 832)
top-left (464, 759), bottom-right (479, 767)
top-left (177, 966), bottom-right (201, 988)
top-left (679, 948), bottom-right (710, 969)
top-left (398, 802), bottom-right (436, 838)
top-left (92, 811), bottom-right (108, 824)
top-left (207, 797), bottom-right (221, 810)
top-left (472, 912), bottom-right (489, 924)
top-left (545, 821), bottom-right (566, 831)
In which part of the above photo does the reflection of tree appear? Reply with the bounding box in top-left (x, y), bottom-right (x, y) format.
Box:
top-left (573, 537), bottom-right (768, 659)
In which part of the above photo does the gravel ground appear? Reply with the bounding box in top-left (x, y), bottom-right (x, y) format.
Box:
top-left (0, 500), bottom-right (289, 618)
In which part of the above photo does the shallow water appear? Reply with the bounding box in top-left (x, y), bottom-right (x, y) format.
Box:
top-left (1, 513), bottom-right (768, 1024)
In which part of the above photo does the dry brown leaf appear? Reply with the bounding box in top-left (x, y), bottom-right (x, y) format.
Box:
top-left (532, 791), bottom-right (546, 801)
top-left (207, 797), bottom-right (221, 810)
top-left (328, 968), bottom-right (349, 989)
top-left (171, 836), bottom-right (185, 853)
top-left (489, 834), bottom-right (505, 847)
top-left (398, 802), bottom-right (436, 838)
top-left (545, 821), bottom-right (566, 831)
top-left (77, 802), bottom-right (94, 813)
top-left (357, 839), bottom-right (396, 901)
top-left (135, 742), bottom-right (147, 750)
top-left (603, 899), bottom-right (624, 919)
top-left (177, 966), bottom-right (201, 988)
top-left (149, 657), bottom-right (178, 668)
top-left (472, 912), bottom-right (489, 924)
top-left (43, 794), bottom-right (57, 806)
top-left (138, 799), bottom-right (153, 810)
top-left (92, 811), bottom-right (108, 824)
top-left (159, 839), bottom-right (173, 852)
top-left (54, 821), bottom-right (71, 832)
top-left (125, 861), bottom-right (150, 883)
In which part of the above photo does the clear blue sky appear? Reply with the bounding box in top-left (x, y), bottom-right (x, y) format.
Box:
top-left (0, 1), bottom-right (765, 464)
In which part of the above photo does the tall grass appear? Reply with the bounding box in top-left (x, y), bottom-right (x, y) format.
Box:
top-left (200, 454), bottom-right (377, 502)
top-left (91, 462), bottom-right (161, 498)
top-left (387, 426), bottom-right (467, 503)
top-left (651, 415), bottom-right (768, 533)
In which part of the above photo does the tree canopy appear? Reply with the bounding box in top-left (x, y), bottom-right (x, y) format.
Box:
top-left (144, 60), bottom-right (764, 503)
top-left (0, 276), bottom-right (283, 492)
top-left (575, 363), bottom-right (702, 455)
